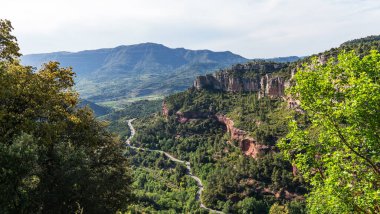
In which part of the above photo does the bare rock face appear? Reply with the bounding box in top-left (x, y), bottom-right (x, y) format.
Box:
top-left (194, 72), bottom-right (287, 99)
top-left (175, 111), bottom-right (211, 123)
top-left (292, 164), bottom-right (298, 177)
top-left (241, 139), bottom-right (271, 158)
top-left (193, 74), bottom-right (260, 92)
top-left (216, 114), bottom-right (270, 159)
top-left (318, 54), bottom-right (328, 64)
top-left (259, 74), bottom-right (286, 98)
top-left (162, 101), bottom-right (169, 117)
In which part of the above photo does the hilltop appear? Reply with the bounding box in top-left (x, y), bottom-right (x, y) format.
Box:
top-left (21, 43), bottom-right (248, 107)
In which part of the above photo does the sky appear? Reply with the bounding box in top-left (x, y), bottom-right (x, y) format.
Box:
top-left (2, 0), bottom-right (380, 58)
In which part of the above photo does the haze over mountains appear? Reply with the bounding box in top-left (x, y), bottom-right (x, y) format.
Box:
top-left (21, 43), bottom-right (300, 108)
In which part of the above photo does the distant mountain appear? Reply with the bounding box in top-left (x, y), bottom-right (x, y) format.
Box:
top-left (21, 43), bottom-right (249, 107)
top-left (264, 56), bottom-right (302, 63)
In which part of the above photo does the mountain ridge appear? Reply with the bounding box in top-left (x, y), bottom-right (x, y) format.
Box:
top-left (21, 43), bottom-right (251, 107)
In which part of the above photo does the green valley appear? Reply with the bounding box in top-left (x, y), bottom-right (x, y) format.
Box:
top-left (2, 8), bottom-right (380, 213)
top-left (115, 35), bottom-right (380, 213)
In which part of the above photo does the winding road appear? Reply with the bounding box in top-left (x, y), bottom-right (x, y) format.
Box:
top-left (125, 119), bottom-right (223, 214)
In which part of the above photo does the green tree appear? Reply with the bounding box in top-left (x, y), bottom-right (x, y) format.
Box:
top-left (279, 51), bottom-right (380, 213)
top-left (0, 19), bottom-right (132, 213)
top-left (0, 19), bottom-right (20, 62)
top-left (269, 203), bottom-right (289, 214)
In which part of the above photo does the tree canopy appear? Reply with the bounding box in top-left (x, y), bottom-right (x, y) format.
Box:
top-left (0, 19), bottom-right (132, 213)
top-left (279, 50), bottom-right (380, 213)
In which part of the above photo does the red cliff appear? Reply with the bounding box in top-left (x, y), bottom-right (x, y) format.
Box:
top-left (162, 101), bottom-right (169, 117)
top-left (216, 114), bottom-right (270, 159)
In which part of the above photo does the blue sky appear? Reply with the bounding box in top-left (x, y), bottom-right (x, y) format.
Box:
top-left (2, 0), bottom-right (380, 58)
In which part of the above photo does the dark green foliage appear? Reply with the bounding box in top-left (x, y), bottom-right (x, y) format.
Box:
top-left (341, 35), bottom-right (380, 46)
top-left (103, 99), bottom-right (162, 140)
top-left (0, 19), bottom-right (21, 62)
top-left (265, 56), bottom-right (302, 63)
top-left (124, 148), bottom-right (202, 213)
top-left (106, 99), bottom-right (162, 120)
top-left (0, 20), bottom-right (132, 213)
top-left (212, 60), bottom-right (289, 79)
top-left (166, 89), bottom-right (292, 146)
top-left (287, 200), bottom-right (306, 214)
top-left (109, 33), bottom-right (380, 213)
top-left (78, 99), bottom-right (110, 116)
top-left (130, 108), bottom-right (306, 212)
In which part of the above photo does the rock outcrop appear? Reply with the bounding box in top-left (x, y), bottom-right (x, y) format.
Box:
top-left (216, 114), bottom-right (271, 159)
top-left (258, 74), bottom-right (286, 98)
top-left (193, 73), bottom-right (261, 92)
top-left (193, 69), bottom-right (287, 99)
top-left (176, 111), bottom-right (211, 123)
top-left (163, 107), bottom-right (271, 158)
top-left (162, 101), bottom-right (170, 117)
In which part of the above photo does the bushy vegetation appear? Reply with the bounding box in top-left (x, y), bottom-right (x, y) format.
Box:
top-left (280, 50), bottom-right (380, 213)
top-left (131, 92), bottom-right (307, 212)
top-left (0, 19), bottom-right (132, 213)
top-left (166, 89), bottom-right (296, 146)
top-left (124, 148), bottom-right (204, 213)
top-left (78, 99), bottom-right (110, 117)
top-left (102, 99), bottom-right (162, 141)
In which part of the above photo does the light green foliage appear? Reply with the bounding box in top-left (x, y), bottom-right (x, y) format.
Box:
top-left (279, 51), bottom-right (380, 213)
top-left (269, 203), bottom-right (289, 214)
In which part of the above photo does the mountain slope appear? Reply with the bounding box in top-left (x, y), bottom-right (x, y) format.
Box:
top-left (21, 43), bottom-right (248, 107)
top-left (78, 99), bottom-right (110, 117)
top-left (125, 35), bottom-right (380, 213)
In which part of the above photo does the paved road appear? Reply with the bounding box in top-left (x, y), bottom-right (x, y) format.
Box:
top-left (125, 119), bottom-right (223, 214)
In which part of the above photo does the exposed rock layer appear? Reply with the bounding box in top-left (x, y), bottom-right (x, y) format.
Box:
top-left (215, 114), bottom-right (271, 159)
top-left (194, 72), bottom-right (286, 99)
top-left (162, 101), bottom-right (170, 117)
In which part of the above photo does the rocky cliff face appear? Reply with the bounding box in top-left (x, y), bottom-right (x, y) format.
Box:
top-left (258, 74), bottom-right (286, 98)
top-left (162, 101), bottom-right (170, 117)
top-left (193, 74), bottom-right (261, 92)
top-left (194, 69), bottom-right (287, 99)
top-left (163, 107), bottom-right (271, 158)
top-left (176, 111), bottom-right (211, 123)
top-left (216, 114), bottom-right (271, 159)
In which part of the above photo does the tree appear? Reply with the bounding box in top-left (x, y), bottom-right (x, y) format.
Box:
top-left (269, 203), bottom-right (289, 214)
top-left (0, 19), bottom-right (20, 62)
top-left (279, 51), bottom-right (380, 213)
top-left (0, 19), bottom-right (132, 213)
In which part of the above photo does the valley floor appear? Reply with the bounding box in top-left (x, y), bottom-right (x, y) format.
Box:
top-left (125, 119), bottom-right (223, 213)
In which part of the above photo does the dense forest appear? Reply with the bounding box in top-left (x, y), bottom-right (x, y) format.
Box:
top-left (0, 20), bottom-right (132, 213)
top-left (131, 91), bottom-right (307, 213)
top-left (126, 35), bottom-right (380, 213)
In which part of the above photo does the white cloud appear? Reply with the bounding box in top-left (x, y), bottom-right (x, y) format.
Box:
top-left (1, 0), bottom-right (380, 58)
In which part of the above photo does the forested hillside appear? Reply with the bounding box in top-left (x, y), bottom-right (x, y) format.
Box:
top-left (2, 15), bottom-right (380, 213)
top-left (125, 35), bottom-right (380, 213)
